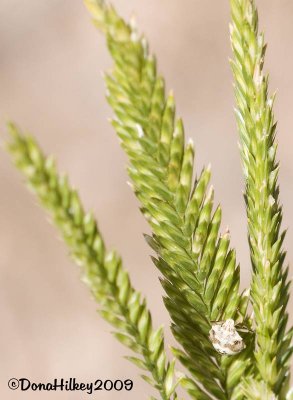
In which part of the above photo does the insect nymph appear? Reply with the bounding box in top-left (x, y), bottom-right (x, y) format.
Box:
top-left (209, 319), bottom-right (246, 355)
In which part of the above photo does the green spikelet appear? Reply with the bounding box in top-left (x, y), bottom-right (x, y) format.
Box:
top-left (7, 123), bottom-right (178, 400)
top-left (230, 0), bottom-right (292, 397)
top-left (84, 1), bottom-right (253, 398)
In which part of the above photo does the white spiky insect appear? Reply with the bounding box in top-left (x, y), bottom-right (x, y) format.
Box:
top-left (209, 319), bottom-right (246, 355)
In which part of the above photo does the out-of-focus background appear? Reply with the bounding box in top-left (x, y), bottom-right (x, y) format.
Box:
top-left (0, 1), bottom-right (292, 398)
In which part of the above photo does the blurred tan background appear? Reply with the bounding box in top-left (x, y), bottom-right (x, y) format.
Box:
top-left (0, 1), bottom-right (292, 398)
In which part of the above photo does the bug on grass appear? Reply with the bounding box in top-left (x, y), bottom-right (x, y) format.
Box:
top-left (209, 319), bottom-right (247, 355)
